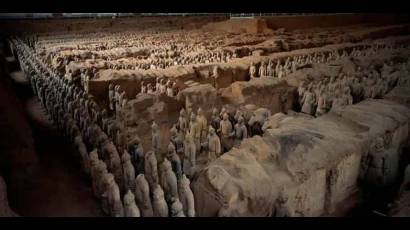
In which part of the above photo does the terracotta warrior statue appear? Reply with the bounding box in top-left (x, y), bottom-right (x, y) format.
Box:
top-left (170, 198), bottom-right (186, 217)
top-left (121, 151), bottom-right (136, 193)
top-left (249, 62), bottom-right (257, 79)
top-left (103, 173), bottom-right (124, 217)
top-left (134, 174), bottom-right (154, 217)
top-left (203, 126), bottom-right (222, 163)
top-left (160, 158), bottom-right (179, 204)
top-left (144, 150), bottom-right (159, 192)
top-left (196, 107), bottom-right (208, 144)
top-left (167, 142), bottom-right (182, 180)
top-left (123, 190), bottom-right (141, 217)
top-left (151, 121), bottom-right (160, 153)
top-left (152, 185), bottom-right (169, 217)
top-left (178, 174), bottom-right (195, 217)
top-left (183, 131), bottom-right (196, 178)
top-left (219, 113), bottom-right (234, 153)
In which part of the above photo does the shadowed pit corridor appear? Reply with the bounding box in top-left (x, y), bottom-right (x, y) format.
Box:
top-left (5, 68), bottom-right (103, 217)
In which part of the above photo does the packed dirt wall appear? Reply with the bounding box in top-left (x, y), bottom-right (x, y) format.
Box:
top-left (191, 95), bottom-right (410, 216)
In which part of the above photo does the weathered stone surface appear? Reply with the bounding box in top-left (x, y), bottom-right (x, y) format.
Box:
top-left (192, 136), bottom-right (280, 217)
top-left (192, 98), bottom-right (410, 217)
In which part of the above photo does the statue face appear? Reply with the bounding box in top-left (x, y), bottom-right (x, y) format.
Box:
top-left (189, 110), bottom-right (196, 120)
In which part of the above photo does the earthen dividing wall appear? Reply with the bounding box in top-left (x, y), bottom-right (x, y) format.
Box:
top-left (202, 18), bottom-right (272, 34)
top-left (88, 35), bottom-right (410, 112)
top-left (191, 96), bottom-right (410, 217)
